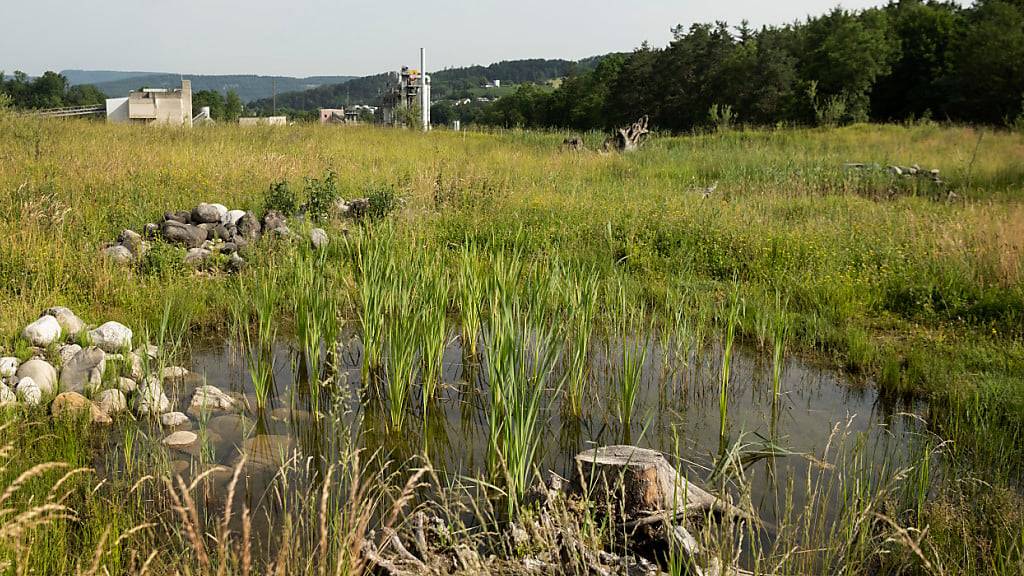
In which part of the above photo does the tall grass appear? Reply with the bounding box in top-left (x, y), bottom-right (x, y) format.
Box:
top-left (293, 251), bottom-right (340, 416)
top-left (718, 287), bottom-right (741, 453)
top-left (564, 266), bottom-right (598, 417)
top-left (456, 242), bottom-right (485, 360)
top-left (383, 264), bottom-right (420, 433)
top-left (232, 264), bottom-right (281, 410)
top-left (418, 264), bottom-right (450, 412)
top-left (611, 283), bottom-right (648, 428)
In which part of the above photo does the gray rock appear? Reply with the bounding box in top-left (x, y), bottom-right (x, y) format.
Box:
top-left (136, 344), bottom-right (159, 360)
top-left (59, 346), bottom-right (106, 394)
top-left (227, 253), bottom-right (246, 272)
top-left (161, 221), bottom-right (206, 248)
top-left (161, 366), bottom-right (189, 380)
top-left (96, 388), bottom-right (128, 415)
top-left (102, 244), bottom-right (134, 264)
top-left (160, 412), bottom-right (190, 427)
top-left (191, 203), bottom-right (226, 224)
top-left (119, 229), bottom-right (144, 254)
top-left (188, 385), bottom-right (236, 415)
top-left (212, 224), bottom-right (231, 241)
top-left (136, 377), bottom-right (170, 415)
top-left (88, 322), bottom-right (133, 353)
top-left (162, 430), bottom-right (198, 448)
top-left (262, 210), bottom-right (287, 232)
top-left (22, 315), bottom-right (62, 347)
top-left (16, 359), bottom-right (57, 395)
top-left (236, 211), bottom-right (262, 241)
top-left (57, 344), bottom-right (82, 366)
top-left (52, 391), bottom-right (111, 424)
top-left (143, 222), bottom-right (160, 237)
top-left (43, 307), bottom-right (85, 337)
top-left (0, 357), bottom-right (18, 378)
top-left (225, 209), bottom-right (246, 226)
top-left (219, 242), bottom-right (238, 255)
top-left (16, 377), bottom-right (42, 405)
top-left (164, 211), bottom-right (190, 224)
top-left (310, 228), bottom-right (329, 250)
top-left (117, 377), bottom-right (138, 394)
top-left (0, 383), bottom-right (15, 405)
top-left (184, 248), bottom-right (212, 267)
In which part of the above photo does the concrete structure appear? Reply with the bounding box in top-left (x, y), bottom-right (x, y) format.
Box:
top-left (105, 80), bottom-right (193, 126)
top-left (239, 116), bottom-right (287, 126)
top-left (380, 48), bottom-right (431, 130)
top-left (320, 108), bottom-right (364, 124)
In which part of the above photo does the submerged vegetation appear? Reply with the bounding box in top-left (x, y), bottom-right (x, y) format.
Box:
top-left (0, 115), bottom-right (1022, 574)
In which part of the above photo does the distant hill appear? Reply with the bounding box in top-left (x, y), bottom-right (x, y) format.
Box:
top-left (247, 57), bottom-right (608, 114)
top-left (62, 71), bottom-right (356, 103)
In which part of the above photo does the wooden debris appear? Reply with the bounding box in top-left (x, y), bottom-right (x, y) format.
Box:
top-left (603, 116), bottom-right (650, 153)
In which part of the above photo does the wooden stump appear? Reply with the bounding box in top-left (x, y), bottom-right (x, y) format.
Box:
top-left (571, 445), bottom-right (732, 521)
top-left (603, 116), bottom-right (650, 153)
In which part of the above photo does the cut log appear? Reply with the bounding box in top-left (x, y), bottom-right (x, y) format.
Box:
top-left (572, 445), bottom-right (723, 520)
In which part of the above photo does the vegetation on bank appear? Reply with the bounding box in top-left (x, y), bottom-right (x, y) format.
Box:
top-left (0, 115), bottom-right (1022, 574)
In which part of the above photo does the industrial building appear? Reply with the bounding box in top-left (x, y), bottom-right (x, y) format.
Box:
top-left (379, 49), bottom-right (431, 130)
top-left (105, 80), bottom-right (193, 126)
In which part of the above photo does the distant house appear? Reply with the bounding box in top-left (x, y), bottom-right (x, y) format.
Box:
top-left (106, 80), bottom-right (193, 126)
top-left (320, 107), bottom-right (367, 124)
top-left (484, 80), bottom-right (501, 88)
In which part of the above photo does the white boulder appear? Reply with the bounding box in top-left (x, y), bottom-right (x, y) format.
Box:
top-left (136, 377), bottom-right (170, 415)
top-left (22, 315), bottom-right (62, 347)
top-left (43, 307), bottom-right (85, 337)
top-left (15, 359), bottom-right (58, 395)
top-left (160, 412), bottom-right (190, 427)
top-left (188, 385), bottom-right (236, 415)
top-left (0, 357), bottom-right (18, 378)
top-left (87, 321), bottom-right (133, 353)
top-left (96, 388), bottom-right (128, 415)
top-left (59, 346), bottom-right (106, 394)
top-left (16, 377), bottom-right (42, 405)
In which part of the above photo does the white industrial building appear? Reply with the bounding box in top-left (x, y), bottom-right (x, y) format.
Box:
top-left (105, 80), bottom-right (193, 126)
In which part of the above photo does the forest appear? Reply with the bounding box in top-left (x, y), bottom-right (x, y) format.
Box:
top-left (477, 1), bottom-right (1024, 131)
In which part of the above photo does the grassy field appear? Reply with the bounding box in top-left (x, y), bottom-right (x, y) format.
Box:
top-left (1, 114), bottom-right (1023, 574)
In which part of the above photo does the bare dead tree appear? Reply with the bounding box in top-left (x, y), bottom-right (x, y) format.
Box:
top-left (603, 115), bottom-right (650, 153)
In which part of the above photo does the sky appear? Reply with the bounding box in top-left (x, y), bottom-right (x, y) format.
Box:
top-left (0, 0), bottom-right (968, 78)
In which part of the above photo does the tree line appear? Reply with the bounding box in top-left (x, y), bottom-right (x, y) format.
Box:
top-left (0, 71), bottom-right (107, 109)
top-left (477, 1), bottom-right (1024, 131)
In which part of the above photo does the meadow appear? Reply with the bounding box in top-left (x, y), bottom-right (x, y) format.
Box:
top-left (0, 114), bottom-right (1022, 575)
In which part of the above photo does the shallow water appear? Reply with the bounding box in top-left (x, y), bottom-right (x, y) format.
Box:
top-left (101, 331), bottom-right (928, 557)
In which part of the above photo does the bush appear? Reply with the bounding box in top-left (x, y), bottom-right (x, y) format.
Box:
top-left (302, 170), bottom-right (339, 223)
top-left (139, 241), bottom-right (186, 278)
top-left (264, 180), bottom-right (298, 216)
top-left (366, 183), bottom-right (399, 220)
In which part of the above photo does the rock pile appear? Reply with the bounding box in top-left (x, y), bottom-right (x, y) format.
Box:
top-left (1, 307), bottom-right (242, 443)
top-left (101, 202), bottom-right (333, 271)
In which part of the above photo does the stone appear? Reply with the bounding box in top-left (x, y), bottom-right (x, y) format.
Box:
top-left (191, 203), bottom-right (226, 224)
top-left (188, 385), bottom-right (236, 415)
top-left (164, 211), bottom-right (190, 224)
top-left (160, 411), bottom-right (190, 427)
top-left (16, 377), bottom-right (42, 405)
top-left (22, 315), bottom-right (62, 347)
top-left (0, 357), bottom-right (18, 378)
top-left (345, 198), bottom-right (371, 218)
top-left (160, 221), bottom-right (206, 248)
top-left (161, 366), bottom-right (189, 380)
top-left (119, 229), bottom-right (145, 254)
top-left (59, 346), bottom-right (107, 394)
top-left (42, 307), bottom-right (85, 337)
top-left (126, 352), bottom-right (145, 380)
top-left (102, 245), bottom-right (133, 264)
top-left (219, 242), bottom-right (238, 255)
top-left (212, 224), bottom-right (231, 241)
top-left (117, 377), bottom-right (138, 394)
top-left (262, 210), bottom-right (286, 232)
top-left (227, 253), bottom-right (246, 272)
top-left (136, 377), bottom-right (170, 415)
top-left (184, 248), bottom-right (212, 266)
top-left (162, 430), bottom-right (199, 448)
top-left (57, 344), bottom-right (82, 366)
top-left (96, 388), bottom-right (128, 415)
top-left (16, 359), bottom-right (58, 395)
top-left (143, 222), bottom-right (160, 237)
top-left (0, 383), bottom-right (15, 405)
top-left (236, 212), bottom-right (262, 241)
top-left (225, 209), bottom-right (246, 226)
top-left (237, 435), bottom-right (294, 468)
top-left (310, 227), bottom-right (329, 250)
top-left (136, 344), bottom-right (159, 360)
top-left (51, 391), bottom-right (111, 425)
top-left (88, 321), bottom-right (133, 353)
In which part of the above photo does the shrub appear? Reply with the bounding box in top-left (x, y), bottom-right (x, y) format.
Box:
top-left (264, 180), bottom-right (298, 216)
top-left (139, 241), bottom-right (187, 278)
top-left (366, 183), bottom-right (399, 220)
top-left (302, 170), bottom-right (339, 223)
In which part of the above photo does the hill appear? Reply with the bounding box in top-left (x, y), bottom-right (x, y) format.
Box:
top-left (63, 71), bottom-right (356, 103)
top-left (247, 57), bottom-right (607, 114)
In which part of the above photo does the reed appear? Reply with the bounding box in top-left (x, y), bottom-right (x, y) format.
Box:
top-left (456, 242), bottom-right (485, 360)
top-left (293, 251), bottom-right (341, 416)
top-left (718, 287), bottom-right (741, 453)
top-left (384, 263), bottom-right (421, 433)
top-left (564, 267), bottom-right (599, 417)
top-left (355, 227), bottom-right (394, 377)
top-left (612, 283), bottom-right (647, 428)
top-left (418, 262), bottom-right (450, 411)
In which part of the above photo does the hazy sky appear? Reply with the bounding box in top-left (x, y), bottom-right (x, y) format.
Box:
top-left (1, 1), bottom-right (966, 77)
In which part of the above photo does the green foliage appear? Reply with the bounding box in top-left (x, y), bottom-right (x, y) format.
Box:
top-left (138, 241), bottom-right (186, 278)
top-left (264, 180), bottom-right (298, 216)
top-left (0, 70), bottom-right (106, 110)
top-left (301, 170), bottom-right (339, 223)
top-left (366, 182), bottom-right (399, 221)
top-left (224, 90), bottom-right (243, 122)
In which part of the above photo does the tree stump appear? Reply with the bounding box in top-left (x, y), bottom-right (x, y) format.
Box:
top-left (572, 445), bottom-right (720, 520)
top-left (603, 116), bottom-right (650, 153)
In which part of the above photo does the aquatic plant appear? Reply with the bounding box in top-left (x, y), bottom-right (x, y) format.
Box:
top-left (564, 266), bottom-right (599, 417)
top-left (719, 287), bottom-right (741, 452)
top-left (418, 264), bottom-right (450, 411)
top-left (456, 242), bottom-right (485, 360)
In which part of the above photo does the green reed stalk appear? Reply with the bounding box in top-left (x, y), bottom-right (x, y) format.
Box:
top-left (356, 228), bottom-right (393, 377)
top-left (294, 251), bottom-right (339, 416)
top-left (457, 242), bottom-right (484, 359)
top-left (565, 268), bottom-right (598, 417)
top-left (384, 266), bottom-right (420, 433)
top-left (719, 288), bottom-right (740, 451)
top-left (614, 285), bottom-right (647, 427)
top-left (419, 266), bottom-right (450, 411)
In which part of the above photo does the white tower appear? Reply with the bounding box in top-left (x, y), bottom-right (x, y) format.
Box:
top-left (420, 48), bottom-right (431, 131)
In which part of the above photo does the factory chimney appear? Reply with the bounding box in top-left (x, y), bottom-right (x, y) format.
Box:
top-left (420, 48), bottom-right (430, 131)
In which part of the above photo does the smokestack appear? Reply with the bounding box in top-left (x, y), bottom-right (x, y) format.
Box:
top-left (420, 48), bottom-right (430, 131)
